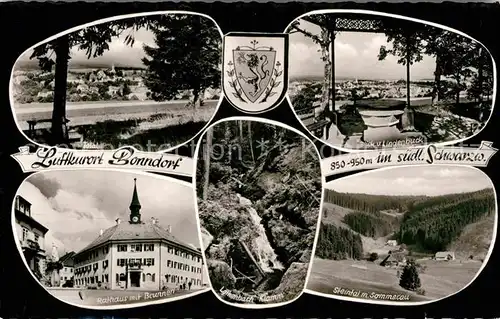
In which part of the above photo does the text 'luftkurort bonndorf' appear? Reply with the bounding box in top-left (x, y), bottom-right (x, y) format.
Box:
top-left (12, 146), bottom-right (191, 175)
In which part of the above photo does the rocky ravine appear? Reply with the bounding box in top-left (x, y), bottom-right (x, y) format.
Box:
top-left (198, 142), bottom-right (321, 303)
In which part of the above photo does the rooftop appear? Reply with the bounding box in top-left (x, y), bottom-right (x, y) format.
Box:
top-left (75, 221), bottom-right (200, 257)
top-left (435, 251), bottom-right (455, 258)
top-left (15, 210), bottom-right (49, 234)
top-left (59, 251), bottom-right (76, 267)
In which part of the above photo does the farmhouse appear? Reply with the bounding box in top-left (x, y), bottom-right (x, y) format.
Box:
top-left (380, 252), bottom-right (406, 267)
top-left (435, 251), bottom-right (455, 261)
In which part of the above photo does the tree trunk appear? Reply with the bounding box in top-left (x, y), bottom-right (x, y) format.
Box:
top-left (320, 30), bottom-right (332, 112)
top-left (401, 43), bottom-right (415, 132)
top-left (478, 48), bottom-right (483, 103)
top-left (455, 74), bottom-right (461, 106)
top-left (192, 88), bottom-right (200, 120)
top-left (248, 121), bottom-right (255, 164)
top-left (224, 123), bottom-right (232, 165)
top-left (320, 29), bottom-right (333, 139)
top-left (238, 120), bottom-right (244, 143)
top-left (431, 55), bottom-right (442, 106)
top-left (406, 51), bottom-right (411, 110)
top-left (51, 35), bottom-right (70, 145)
top-left (202, 128), bottom-right (213, 200)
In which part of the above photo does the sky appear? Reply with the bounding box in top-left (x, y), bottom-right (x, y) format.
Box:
top-left (326, 166), bottom-right (493, 196)
top-left (289, 19), bottom-right (437, 80)
top-left (15, 170), bottom-right (200, 255)
top-left (17, 26), bottom-right (155, 69)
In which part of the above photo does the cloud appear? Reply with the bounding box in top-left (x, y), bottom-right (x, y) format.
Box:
top-left (69, 34), bottom-right (151, 68)
top-left (326, 166), bottom-right (492, 196)
top-left (361, 35), bottom-right (387, 57)
top-left (15, 171), bottom-right (198, 254)
top-left (16, 27), bottom-right (156, 69)
top-left (28, 174), bottom-right (61, 198)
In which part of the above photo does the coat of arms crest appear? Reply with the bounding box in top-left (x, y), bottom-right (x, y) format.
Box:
top-left (223, 33), bottom-right (288, 113)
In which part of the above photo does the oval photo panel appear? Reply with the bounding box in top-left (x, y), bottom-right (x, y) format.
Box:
top-left (10, 12), bottom-right (223, 152)
top-left (195, 118), bottom-right (322, 308)
top-left (13, 169), bottom-right (210, 309)
top-left (287, 11), bottom-right (496, 151)
top-left (307, 165), bottom-right (496, 305)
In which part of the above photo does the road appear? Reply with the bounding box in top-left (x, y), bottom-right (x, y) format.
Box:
top-left (13, 99), bottom-right (219, 129)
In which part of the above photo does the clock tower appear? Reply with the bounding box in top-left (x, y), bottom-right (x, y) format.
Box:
top-left (129, 178), bottom-right (142, 224)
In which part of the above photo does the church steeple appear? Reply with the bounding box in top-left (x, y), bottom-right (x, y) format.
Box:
top-left (129, 178), bottom-right (142, 224)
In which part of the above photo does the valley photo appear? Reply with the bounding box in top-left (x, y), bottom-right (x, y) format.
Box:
top-left (13, 170), bottom-right (209, 308)
top-left (11, 13), bottom-right (222, 151)
top-left (196, 120), bottom-right (321, 306)
top-left (307, 165), bottom-right (496, 303)
top-left (288, 12), bottom-right (494, 150)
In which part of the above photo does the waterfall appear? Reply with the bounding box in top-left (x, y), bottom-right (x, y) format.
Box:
top-left (247, 207), bottom-right (284, 273)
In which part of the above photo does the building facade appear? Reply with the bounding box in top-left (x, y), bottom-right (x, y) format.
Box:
top-left (73, 178), bottom-right (204, 291)
top-left (14, 195), bottom-right (48, 279)
top-left (435, 251), bottom-right (456, 261)
top-left (59, 252), bottom-right (75, 286)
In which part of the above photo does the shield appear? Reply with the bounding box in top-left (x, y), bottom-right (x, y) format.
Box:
top-left (233, 49), bottom-right (276, 103)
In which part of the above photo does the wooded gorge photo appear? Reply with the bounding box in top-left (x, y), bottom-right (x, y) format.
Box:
top-left (307, 165), bottom-right (496, 304)
top-left (195, 119), bottom-right (321, 306)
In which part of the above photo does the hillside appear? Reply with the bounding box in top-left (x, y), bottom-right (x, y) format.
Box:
top-left (317, 188), bottom-right (495, 260)
top-left (398, 188), bottom-right (495, 252)
top-left (321, 203), bottom-right (400, 256)
top-left (324, 189), bottom-right (428, 214)
top-left (15, 59), bottom-right (146, 71)
top-left (321, 202), bottom-right (354, 227)
top-left (448, 213), bottom-right (495, 260)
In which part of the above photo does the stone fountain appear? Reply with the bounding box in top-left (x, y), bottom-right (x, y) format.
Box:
top-left (356, 99), bottom-right (423, 145)
top-left (50, 244), bottom-right (61, 287)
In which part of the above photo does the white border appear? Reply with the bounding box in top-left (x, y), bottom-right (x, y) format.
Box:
top-left (192, 116), bottom-right (324, 309)
top-left (9, 10), bottom-right (225, 155)
top-left (305, 164), bottom-right (498, 306)
top-left (11, 168), bottom-right (211, 310)
top-left (284, 9), bottom-right (498, 153)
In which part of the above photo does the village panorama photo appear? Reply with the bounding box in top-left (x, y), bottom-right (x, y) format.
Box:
top-left (287, 11), bottom-right (495, 150)
top-left (12, 169), bottom-right (210, 308)
top-left (307, 165), bottom-right (496, 304)
top-left (10, 12), bottom-right (222, 152)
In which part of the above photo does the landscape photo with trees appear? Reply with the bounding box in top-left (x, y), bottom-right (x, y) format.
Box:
top-left (196, 119), bottom-right (321, 305)
top-left (307, 165), bottom-right (496, 303)
top-left (11, 13), bottom-right (222, 150)
top-left (287, 12), bottom-right (495, 150)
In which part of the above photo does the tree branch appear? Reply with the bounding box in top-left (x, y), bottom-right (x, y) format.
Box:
top-left (295, 175), bottom-right (320, 204)
top-left (288, 24), bottom-right (327, 47)
top-left (232, 266), bottom-right (257, 284)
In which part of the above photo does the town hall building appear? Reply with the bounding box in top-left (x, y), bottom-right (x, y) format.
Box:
top-left (73, 178), bottom-right (204, 291)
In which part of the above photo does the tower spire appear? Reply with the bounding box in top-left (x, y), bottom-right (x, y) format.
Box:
top-left (129, 178), bottom-right (142, 223)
